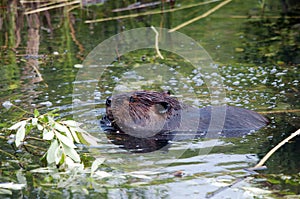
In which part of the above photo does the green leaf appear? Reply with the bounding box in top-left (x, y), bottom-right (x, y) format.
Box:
top-left (69, 127), bottom-right (80, 143)
top-left (73, 126), bottom-right (87, 133)
top-left (15, 123), bottom-right (26, 147)
top-left (16, 170), bottom-right (27, 184)
top-left (80, 132), bottom-right (100, 146)
top-left (0, 182), bottom-right (26, 190)
top-left (34, 109), bottom-right (40, 117)
top-left (46, 140), bottom-right (59, 164)
top-left (0, 188), bottom-right (12, 195)
top-left (93, 171), bottom-right (112, 178)
top-left (47, 116), bottom-right (55, 126)
top-left (55, 146), bottom-right (63, 165)
top-left (91, 158), bottom-right (105, 175)
top-left (39, 115), bottom-right (48, 123)
top-left (43, 129), bottom-right (54, 140)
top-left (61, 120), bottom-right (81, 127)
top-left (8, 121), bottom-right (26, 130)
top-left (76, 133), bottom-right (89, 145)
top-left (54, 122), bottom-right (73, 141)
top-left (54, 122), bottom-right (67, 132)
top-left (55, 131), bottom-right (76, 148)
top-left (37, 124), bottom-right (43, 131)
top-left (62, 143), bottom-right (80, 162)
top-left (31, 118), bottom-right (38, 126)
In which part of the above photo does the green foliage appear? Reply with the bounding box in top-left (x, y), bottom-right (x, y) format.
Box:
top-left (7, 109), bottom-right (95, 168)
top-left (240, 16), bottom-right (300, 65)
top-left (262, 173), bottom-right (300, 196)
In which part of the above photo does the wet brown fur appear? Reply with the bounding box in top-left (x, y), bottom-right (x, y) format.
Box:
top-left (105, 90), bottom-right (269, 138)
top-left (127, 91), bottom-right (180, 121)
top-left (106, 91), bottom-right (181, 137)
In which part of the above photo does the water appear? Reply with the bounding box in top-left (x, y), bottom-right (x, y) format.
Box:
top-left (0, 0), bottom-right (299, 198)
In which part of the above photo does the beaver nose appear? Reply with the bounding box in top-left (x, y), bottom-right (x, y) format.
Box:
top-left (106, 96), bottom-right (112, 106)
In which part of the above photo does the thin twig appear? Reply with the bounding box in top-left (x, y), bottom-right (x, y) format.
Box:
top-left (0, 148), bottom-right (18, 159)
top-left (24, 0), bottom-right (80, 15)
top-left (112, 0), bottom-right (164, 12)
top-left (28, 0), bottom-right (68, 9)
top-left (23, 144), bottom-right (46, 156)
top-left (85, 0), bottom-right (220, 23)
top-left (206, 176), bottom-right (246, 198)
top-left (12, 104), bottom-right (32, 115)
top-left (258, 109), bottom-right (300, 114)
top-left (252, 129), bottom-right (300, 169)
top-left (115, 47), bottom-right (121, 62)
top-left (169, 0), bottom-right (232, 32)
top-left (68, 13), bottom-right (85, 60)
top-left (24, 136), bottom-right (45, 142)
top-left (230, 15), bottom-right (300, 19)
top-left (151, 26), bottom-right (164, 59)
top-left (28, 62), bottom-right (44, 82)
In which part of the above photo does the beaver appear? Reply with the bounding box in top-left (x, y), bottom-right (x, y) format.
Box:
top-left (101, 91), bottom-right (269, 143)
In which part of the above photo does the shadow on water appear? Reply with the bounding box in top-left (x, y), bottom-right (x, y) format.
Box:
top-left (0, 0), bottom-right (300, 198)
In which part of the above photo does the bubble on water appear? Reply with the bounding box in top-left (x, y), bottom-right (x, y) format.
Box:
top-left (2, 101), bottom-right (13, 110)
top-left (232, 81), bottom-right (240, 86)
top-left (275, 72), bottom-right (286, 77)
top-left (195, 80), bottom-right (204, 86)
top-left (204, 75), bottom-right (212, 79)
top-left (94, 91), bottom-right (102, 100)
top-left (261, 79), bottom-right (267, 84)
top-left (226, 86), bottom-right (233, 91)
top-left (188, 87), bottom-right (194, 93)
top-left (40, 101), bottom-right (53, 107)
top-left (183, 84), bottom-right (188, 89)
top-left (74, 64), bottom-right (83, 68)
top-left (269, 68), bottom-right (277, 74)
top-left (161, 85), bottom-right (172, 91)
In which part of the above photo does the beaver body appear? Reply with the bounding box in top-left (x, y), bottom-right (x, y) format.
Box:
top-left (101, 91), bottom-right (269, 141)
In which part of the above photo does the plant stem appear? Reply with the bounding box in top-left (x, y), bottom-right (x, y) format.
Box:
top-left (253, 129), bottom-right (300, 168)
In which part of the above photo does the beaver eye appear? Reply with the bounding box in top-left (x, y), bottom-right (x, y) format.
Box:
top-left (129, 96), bottom-right (136, 103)
top-left (156, 102), bottom-right (170, 114)
top-left (106, 96), bottom-right (112, 106)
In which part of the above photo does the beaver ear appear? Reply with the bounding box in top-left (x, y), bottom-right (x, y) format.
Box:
top-left (129, 96), bottom-right (136, 103)
top-left (156, 102), bottom-right (170, 114)
top-left (163, 90), bottom-right (172, 95)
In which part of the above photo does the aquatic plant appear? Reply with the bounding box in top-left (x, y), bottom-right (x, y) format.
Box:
top-left (4, 106), bottom-right (97, 168)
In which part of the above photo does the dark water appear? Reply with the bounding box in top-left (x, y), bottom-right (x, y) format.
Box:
top-left (0, 0), bottom-right (300, 198)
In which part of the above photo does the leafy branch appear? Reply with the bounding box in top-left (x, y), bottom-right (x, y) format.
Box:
top-left (6, 109), bottom-right (97, 168)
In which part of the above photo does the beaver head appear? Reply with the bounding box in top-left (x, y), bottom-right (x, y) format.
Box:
top-left (105, 91), bottom-right (182, 138)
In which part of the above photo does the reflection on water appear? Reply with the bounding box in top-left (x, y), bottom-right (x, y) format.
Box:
top-left (0, 0), bottom-right (299, 198)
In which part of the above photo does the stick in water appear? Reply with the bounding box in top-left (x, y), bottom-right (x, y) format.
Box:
top-left (151, 26), bottom-right (164, 59)
top-left (169, 0), bottom-right (232, 32)
top-left (253, 128), bottom-right (300, 169)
